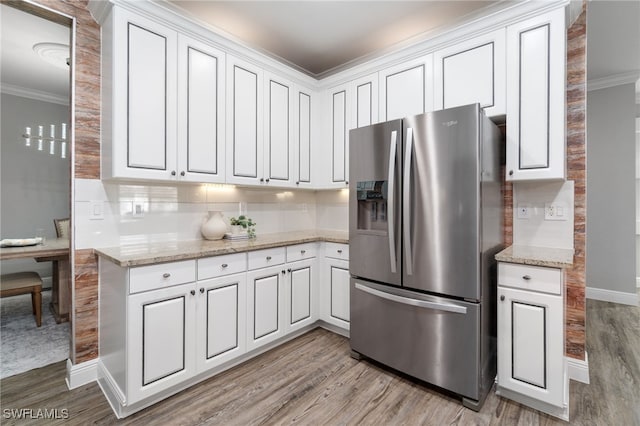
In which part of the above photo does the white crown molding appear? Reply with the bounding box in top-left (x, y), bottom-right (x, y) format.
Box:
top-left (1, 82), bottom-right (70, 106)
top-left (587, 71), bottom-right (640, 92)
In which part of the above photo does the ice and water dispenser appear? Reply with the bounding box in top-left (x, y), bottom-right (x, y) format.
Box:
top-left (356, 180), bottom-right (388, 233)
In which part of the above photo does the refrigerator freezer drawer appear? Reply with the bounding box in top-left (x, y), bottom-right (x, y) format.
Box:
top-left (350, 279), bottom-right (481, 400)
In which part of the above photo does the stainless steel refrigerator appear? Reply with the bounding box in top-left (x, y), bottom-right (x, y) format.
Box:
top-left (349, 103), bottom-right (502, 410)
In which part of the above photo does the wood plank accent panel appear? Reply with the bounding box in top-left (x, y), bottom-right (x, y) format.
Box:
top-left (565, 2), bottom-right (587, 360)
top-left (73, 249), bottom-right (99, 363)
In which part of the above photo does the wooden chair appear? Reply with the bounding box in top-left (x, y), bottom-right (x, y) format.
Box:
top-left (0, 272), bottom-right (43, 327)
top-left (53, 218), bottom-right (70, 239)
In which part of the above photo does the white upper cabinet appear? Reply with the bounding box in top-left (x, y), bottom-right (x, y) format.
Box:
top-left (506, 8), bottom-right (566, 181)
top-left (379, 55), bottom-right (434, 121)
top-left (226, 56), bottom-right (264, 185)
top-left (102, 9), bottom-right (227, 182)
top-left (264, 72), bottom-right (295, 187)
top-left (294, 86), bottom-right (314, 187)
top-left (352, 73), bottom-right (379, 128)
top-left (177, 35), bottom-right (226, 183)
top-left (103, 8), bottom-right (178, 180)
top-left (327, 82), bottom-right (352, 188)
top-left (434, 29), bottom-right (506, 117)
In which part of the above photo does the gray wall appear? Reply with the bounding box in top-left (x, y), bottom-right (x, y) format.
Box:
top-left (586, 83), bottom-right (636, 295)
top-left (1, 93), bottom-right (70, 283)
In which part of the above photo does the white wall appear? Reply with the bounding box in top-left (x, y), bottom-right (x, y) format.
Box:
top-left (587, 83), bottom-right (637, 302)
top-left (74, 179), bottom-right (348, 250)
top-left (0, 94), bottom-right (70, 283)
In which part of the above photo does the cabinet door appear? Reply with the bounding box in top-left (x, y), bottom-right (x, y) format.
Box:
top-left (352, 73), bottom-right (379, 128)
top-left (294, 87), bottom-right (313, 188)
top-left (111, 8), bottom-right (177, 180)
top-left (434, 29), bottom-right (505, 117)
top-left (196, 273), bottom-right (246, 373)
top-left (264, 72), bottom-right (295, 187)
top-left (177, 35), bottom-right (226, 183)
top-left (285, 259), bottom-right (315, 333)
top-left (321, 257), bottom-right (350, 330)
top-left (506, 8), bottom-right (565, 181)
top-left (226, 56), bottom-right (264, 185)
top-left (497, 286), bottom-right (564, 407)
top-left (127, 283), bottom-right (196, 403)
top-left (379, 55), bottom-right (434, 121)
top-left (327, 83), bottom-right (352, 188)
top-left (246, 265), bottom-right (284, 350)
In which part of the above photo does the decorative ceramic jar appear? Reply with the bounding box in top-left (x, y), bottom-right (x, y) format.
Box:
top-left (201, 211), bottom-right (227, 240)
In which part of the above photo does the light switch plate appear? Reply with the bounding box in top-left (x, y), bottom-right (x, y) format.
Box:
top-left (89, 200), bottom-right (104, 220)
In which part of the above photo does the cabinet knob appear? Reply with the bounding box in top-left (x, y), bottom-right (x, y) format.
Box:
top-left (171, 170), bottom-right (176, 176)
top-left (337, 249), bottom-right (343, 254)
top-left (296, 181), bottom-right (300, 185)
top-left (162, 273), bottom-right (171, 278)
top-left (345, 181), bottom-right (349, 185)
top-left (221, 263), bottom-right (228, 268)
top-left (266, 256), bottom-right (272, 261)
top-left (265, 178), bottom-right (270, 183)
top-left (300, 250), bottom-right (306, 254)
top-left (500, 295), bottom-right (505, 301)
top-left (508, 170), bottom-right (514, 176)
top-left (190, 290), bottom-right (196, 296)
top-left (200, 288), bottom-right (205, 294)
top-left (287, 268), bottom-right (292, 273)
top-left (260, 178), bottom-right (264, 182)
top-left (522, 275), bottom-right (531, 281)
top-left (281, 270), bottom-right (286, 275)
top-left (180, 171), bottom-right (185, 177)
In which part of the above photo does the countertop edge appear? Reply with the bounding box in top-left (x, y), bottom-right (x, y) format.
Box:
top-left (95, 233), bottom-right (349, 268)
top-left (495, 245), bottom-right (574, 269)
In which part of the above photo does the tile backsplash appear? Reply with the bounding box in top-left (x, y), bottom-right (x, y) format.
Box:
top-left (74, 179), bottom-right (348, 250)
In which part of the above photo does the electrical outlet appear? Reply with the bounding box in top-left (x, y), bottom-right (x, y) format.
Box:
top-left (89, 200), bottom-right (104, 220)
top-left (132, 202), bottom-right (144, 218)
top-left (517, 203), bottom-right (530, 219)
top-left (544, 203), bottom-right (567, 221)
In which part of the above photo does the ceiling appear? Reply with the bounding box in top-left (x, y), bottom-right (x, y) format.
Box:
top-left (0, 3), bottom-right (70, 100)
top-left (165, 1), bottom-right (504, 78)
top-left (0, 1), bottom-right (638, 102)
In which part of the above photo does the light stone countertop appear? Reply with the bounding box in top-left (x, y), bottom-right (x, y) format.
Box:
top-left (95, 230), bottom-right (348, 267)
top-left (495, 245), bottom-right (574, 269)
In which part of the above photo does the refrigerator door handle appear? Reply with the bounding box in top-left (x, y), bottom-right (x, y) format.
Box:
top-left (403, 127), bottom-right (414, 276)
top-left (387, 130), bottom-right (398, 274)
top-left (355, 283), bottom-right (468, 314)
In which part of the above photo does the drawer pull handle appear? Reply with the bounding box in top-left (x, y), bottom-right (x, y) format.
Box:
top-left (337, 249), bottom-right (343, 254)
top-left (221, 263), bottom-right (228, 268)
top-left (301, 250), bottom-right (306, 254)
top-left (266, 256), bottom-right (272, 261)
top-left (200, 288), bottom-right (205, 294)
top-left (162, 273), bottom-right (171, 278)
top-left (522, 275), bottom-right (531, 281)
top-left (500, 295), bottom-right (505, 301)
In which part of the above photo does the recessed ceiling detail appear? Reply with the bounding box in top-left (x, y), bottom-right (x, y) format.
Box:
top-left (33, 42), bottom-right (70, 70)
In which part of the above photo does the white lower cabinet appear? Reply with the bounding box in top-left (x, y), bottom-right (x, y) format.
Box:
top-left (98, 241), bottom-right (348, 417)
top-left (128, 282), bottom-right (197, 404)
top-left (321, 244), bottom-right (350, 330)
top-left (246, 264), bottom-right (285, 351)
top-left (496, 262), bottom-right (567, 419)
top-left (196, 273), bottom-right (247, 373)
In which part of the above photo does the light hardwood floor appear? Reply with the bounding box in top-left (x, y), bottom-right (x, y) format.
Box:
top-left (1, 297), bottom-right (638, 425)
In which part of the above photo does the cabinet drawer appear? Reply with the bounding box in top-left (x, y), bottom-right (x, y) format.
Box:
top-left (198, 253), bottom-right (247, 280)
top-left (129, 260), bottom-right (196, 294)
top-left (324, 242), bottom-right (349, 260)
top-left (498, 263), bottom-right (562, 295)
top-left (286, 243), bottom-right (316, 262)
top-left (248, 248), bottom-right (286, 270)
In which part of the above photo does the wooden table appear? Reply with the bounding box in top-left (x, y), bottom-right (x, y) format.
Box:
top-left (0, 238), bottom-right (70, 323)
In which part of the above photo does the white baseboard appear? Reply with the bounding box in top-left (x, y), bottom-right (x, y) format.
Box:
top-left (636, 276), bottom-right (640, 288)
top-left (567, 352), bottom-right (589, 384)
top-left (586, 287), bottom-right (638, 306)
top-left (65, 358), bottom-right (99, 390)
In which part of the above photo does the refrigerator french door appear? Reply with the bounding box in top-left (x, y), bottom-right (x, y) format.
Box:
top-left (348, 104), bottom-right (502, 410)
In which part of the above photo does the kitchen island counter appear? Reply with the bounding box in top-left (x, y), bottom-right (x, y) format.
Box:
top-left (495, 245), bottom-right (574, 269)
top-left (95, 230), bottom-right (348, 267)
